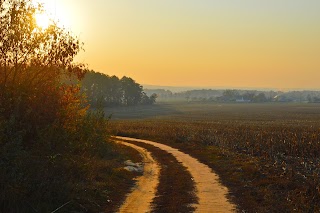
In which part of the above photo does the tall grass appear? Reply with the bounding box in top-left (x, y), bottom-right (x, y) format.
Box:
top-left (0, 108), bottom-right (136, 212)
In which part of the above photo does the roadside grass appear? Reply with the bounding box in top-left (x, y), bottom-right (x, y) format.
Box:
top-left (0, 111), bottom-right (142, 213)
top-left (127, 141), bottom-right (197, 213)
top-left (54, 142), bottom-right (142, 213)
top-left (107, 102), bottom-right (320, 212)
top-left (0, 139), bottom-right (142, 213)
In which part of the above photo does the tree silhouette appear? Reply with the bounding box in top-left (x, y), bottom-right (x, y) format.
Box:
top-left (120, 76), bottom-right (143, 106)
top-left (81, 71), bottom-right (156, 107)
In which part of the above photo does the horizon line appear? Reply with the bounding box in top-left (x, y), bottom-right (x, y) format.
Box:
top-left (142, 84), bottom-right (320, 92)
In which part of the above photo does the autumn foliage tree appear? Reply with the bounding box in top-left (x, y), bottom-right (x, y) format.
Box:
top-left (0, 0), bottom-right (86, 145)
top-left (0, 1), bottom-right (122, 211)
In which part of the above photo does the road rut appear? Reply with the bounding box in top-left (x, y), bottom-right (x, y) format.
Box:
top-left (116, 141), bottom-right (160, 213)
top-left (116, 136), bottom-right (236, 213)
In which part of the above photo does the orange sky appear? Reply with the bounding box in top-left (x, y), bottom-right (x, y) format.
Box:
top-left (40, 0), bottom-right (320, 89)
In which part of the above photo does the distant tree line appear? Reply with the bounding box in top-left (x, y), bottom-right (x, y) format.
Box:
top-left (216, 90), bottom-right (270, 102)
top-left (81, 71), bottom-right (157, 107)
top-left (144, 88), bottom-right (320, 103)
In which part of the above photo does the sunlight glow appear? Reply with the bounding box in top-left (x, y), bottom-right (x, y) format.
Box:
top-left (35, 13), bottom-right (50, 29)
top-left (34, 0), bottom-right (71, 29)
top-left (31, 0), bottom-right (320, 89)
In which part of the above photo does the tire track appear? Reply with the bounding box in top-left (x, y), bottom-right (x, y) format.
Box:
top-left (115, 136), bottom-right (236, 213)
top-left (116, 141), bottom-right (160, 213)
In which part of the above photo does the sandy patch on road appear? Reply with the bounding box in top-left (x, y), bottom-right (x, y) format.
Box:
top-left (116, 141), bottom-right (160, 213)
top-left (116, 136), bottom-right (236, 213)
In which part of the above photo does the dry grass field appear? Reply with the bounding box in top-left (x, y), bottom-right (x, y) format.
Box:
top-left (107, 102), bottom-right (320, 212)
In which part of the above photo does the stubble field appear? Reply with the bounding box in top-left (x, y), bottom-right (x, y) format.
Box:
top-left (107, 102), bottom-right (320, 212)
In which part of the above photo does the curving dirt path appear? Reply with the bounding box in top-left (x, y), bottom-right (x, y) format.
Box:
top-left (116, 141), bottom-right (160, 213)
top-left (115, 136), bottom-right (236, 213)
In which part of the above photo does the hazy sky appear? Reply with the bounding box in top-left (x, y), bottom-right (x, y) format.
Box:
top-left (41, 0), bottom-right (320, 89)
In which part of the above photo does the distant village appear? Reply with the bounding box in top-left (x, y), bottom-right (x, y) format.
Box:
top-left (144, 89), bottom-right (320, 103)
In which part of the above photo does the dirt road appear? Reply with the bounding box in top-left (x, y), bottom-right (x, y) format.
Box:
top-left (116, 141), bottom-right (160, 213)
top-left (115, 136), bottom-right (236, 213)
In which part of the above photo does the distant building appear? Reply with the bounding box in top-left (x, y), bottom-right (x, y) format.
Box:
top-left (236, 97), bottom-right (251, 103)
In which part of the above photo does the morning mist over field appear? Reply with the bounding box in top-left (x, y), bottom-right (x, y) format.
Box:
top-left (39, 0), bottom-right (320, 89)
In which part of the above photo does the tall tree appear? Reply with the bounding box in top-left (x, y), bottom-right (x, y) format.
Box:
top-left (81, 71), bottom-right (156, 107)
top-left (120, 76), bottom-right (143, 106)
top-left (0, 0), bottom-right (86, 144)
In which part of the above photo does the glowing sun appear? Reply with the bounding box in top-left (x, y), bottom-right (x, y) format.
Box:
top-left (34, 0), bottom-right (71, 29)
top-left (35, 13), bottom-right (51, 29)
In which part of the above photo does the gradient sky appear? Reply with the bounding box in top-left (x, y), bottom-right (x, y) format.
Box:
top-left (42, 0), bottom-right (320, 89)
